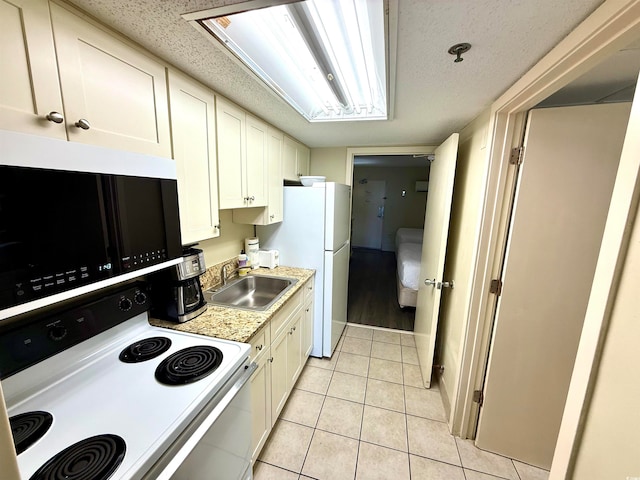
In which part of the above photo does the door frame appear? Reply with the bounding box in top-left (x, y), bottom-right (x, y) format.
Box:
top-left (344, 146), bottom-right (435, 186)
top-left (457, 1), bottom-right (640, 477)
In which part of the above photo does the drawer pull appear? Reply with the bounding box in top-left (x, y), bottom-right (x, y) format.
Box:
top-left (269, 357), bottom-right (274, 363)
top-left (255, 344), bottom-right (263, 351)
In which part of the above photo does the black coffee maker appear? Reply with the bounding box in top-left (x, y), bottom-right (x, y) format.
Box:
top-left (150, 247), bottom-right (207, 323)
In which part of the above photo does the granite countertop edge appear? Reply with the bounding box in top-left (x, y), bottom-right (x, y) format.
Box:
top-left (149, 266), bottom-right (315, 344)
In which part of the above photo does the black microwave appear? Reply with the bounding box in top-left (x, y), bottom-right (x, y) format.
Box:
top-left (0, 165), bottom-right (182, 311)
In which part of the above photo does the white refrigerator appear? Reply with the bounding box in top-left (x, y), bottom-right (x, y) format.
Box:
top-left (257, 182), bottom-right (351, 358)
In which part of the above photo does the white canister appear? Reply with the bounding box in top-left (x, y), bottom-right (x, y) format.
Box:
top-left (245, 237), bottom-right (260, 269)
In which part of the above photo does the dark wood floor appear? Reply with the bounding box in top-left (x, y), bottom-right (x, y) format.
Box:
top-left (347, 248), bottom-right (415, 331)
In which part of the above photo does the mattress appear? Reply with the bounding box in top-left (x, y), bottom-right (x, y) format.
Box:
top-left (395, 228), bottom-right (424, 250)
top-left (397, 242), bottom-right (422, 291)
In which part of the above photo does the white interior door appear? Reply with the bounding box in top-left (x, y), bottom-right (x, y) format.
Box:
top-left (475, 103), bottom-right (632, 469)
top-left (351, 180), bottom-right (385, 249)
top-left (415, 133), bottom-right (459, 388)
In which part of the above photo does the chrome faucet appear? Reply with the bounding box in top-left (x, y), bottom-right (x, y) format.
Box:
top-left (221, 261), bottom-right (239, 285)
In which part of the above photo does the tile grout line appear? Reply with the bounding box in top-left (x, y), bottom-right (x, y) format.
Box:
top-left (297, 346), bottom-right (341, 479)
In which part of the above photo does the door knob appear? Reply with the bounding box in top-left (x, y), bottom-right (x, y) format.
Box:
top-left (46, 112), bottom-right (64, 124)
top-left (437, 281), bottom-right (455, 289)
top-left (424, 278), bottom-right (437, 286)
top-left (75, 118), bottom-right (91, 130)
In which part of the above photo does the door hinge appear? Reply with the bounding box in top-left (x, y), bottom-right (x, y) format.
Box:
top-left (473, 389), bottom-right (484, 406)
top-left (489, 279), bottom-right (503, 296)
top-left (509, 146), bottom-right (524, 166)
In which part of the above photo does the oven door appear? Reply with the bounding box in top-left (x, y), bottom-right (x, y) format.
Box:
top-left (145, 360), bottom-right (256, 480)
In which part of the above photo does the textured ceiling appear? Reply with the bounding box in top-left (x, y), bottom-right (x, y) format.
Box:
top-left (67, 0), bottom-right (604, 147)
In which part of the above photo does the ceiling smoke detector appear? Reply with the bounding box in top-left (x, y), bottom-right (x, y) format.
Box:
top-left (448, 43), bottom-right (471, 63)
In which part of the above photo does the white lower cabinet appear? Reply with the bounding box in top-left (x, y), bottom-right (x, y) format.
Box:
top-left (270, 327), bottom-right (290, 424)
top-left (303, 280), bottom-right (314, 358)
top-left (287, 310), bottom-right (304, 390)
top-left (250, 277), bottom-right (314, 462)
top-left (250, 347), bottom-right (271, 462)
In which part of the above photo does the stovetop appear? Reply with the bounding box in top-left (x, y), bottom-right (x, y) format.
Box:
top-left (1, 286), bottom-right (250, 480)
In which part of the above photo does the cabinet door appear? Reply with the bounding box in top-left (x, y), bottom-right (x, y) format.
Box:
top-left (216, 97), bottom-right (246, 209)
top-left (250, 350), bottom-right (271, 462)
top-left (287, 310), bottom-right (303, 386)
top-left (168, 70), bottom-right (220, 244)
top-left (267, 127), bottom-right (284, 223)
top-left (303, 297), bottom-right (314, 359)
top-left (297, 143), bottom-right (310, 177)
top-left (0, 0), bottom-right (65, 139)
top-left (270, 328), bottom-right (289, 424)
top-left (245, 114), bottom-right (268, 207)
top-left (283, 135), bottom-right (298, 181)
top-left (49, 3), bottom-right (171, 157)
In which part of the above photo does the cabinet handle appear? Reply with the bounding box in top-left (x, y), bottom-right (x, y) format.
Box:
top-left (249, 196), bottom-right (255, 201)
top-left (255, 344), bottom-right (263, 351)
top-left (75, 118), bottom-right (91, 130)
top-left (215, 224), bottom-right (221, 230)
top-left (269, 357), bottom-right (274, 363)
top-left (46, 112), bottom-right (64, 124)
top-left (270, 214), bottom-right (275, 220)
top-left (306, 308), bottom-right (310, 312)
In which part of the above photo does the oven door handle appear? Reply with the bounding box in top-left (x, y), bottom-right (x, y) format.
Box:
top-left (153, 361), bottom-right (257, 480)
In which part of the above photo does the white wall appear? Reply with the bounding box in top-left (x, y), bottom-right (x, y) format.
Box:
top-left (436, 109), bottom-right (490, 418)
top-left (310, 147), bottom-right (348, 183)
top-left (198, 209), bottom-right (254, 267)
top-left (353, 166), bottom-right (428, 251)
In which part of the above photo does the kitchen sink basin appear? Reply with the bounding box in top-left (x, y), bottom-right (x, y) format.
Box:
top-left (205, 275), bottom-right (298, 311)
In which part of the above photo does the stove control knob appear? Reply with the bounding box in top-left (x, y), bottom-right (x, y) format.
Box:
top-left (119, 297), bottom-right (133, 312)
top-left (48, 324), bottom-right (67, 341)
top-left (134, 291), bottom-right (147, 305)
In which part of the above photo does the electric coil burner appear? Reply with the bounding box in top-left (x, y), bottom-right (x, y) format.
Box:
top-left (29, 434), bottom-right (126, 480)
top-left (10, 411), bottom-right (53, 455)
top-left (155, 346), bottom-right (223, 385)
top-left (119, 337), bottom-right (172, 363)
top-left (0, 285), bottom-right (252, 480)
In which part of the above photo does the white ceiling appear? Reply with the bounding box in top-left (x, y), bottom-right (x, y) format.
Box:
top-left (538, 37), bottom-right (640, 107)
top-left (68, 0), bottom-right (605, 148)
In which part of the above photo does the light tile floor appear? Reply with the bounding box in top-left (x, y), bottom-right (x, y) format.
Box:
top-left (254, 323), bottom-right (550, 480)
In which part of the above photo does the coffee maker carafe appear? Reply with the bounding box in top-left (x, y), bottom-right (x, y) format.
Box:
top-left (150, 247), bottom-right (207, 323)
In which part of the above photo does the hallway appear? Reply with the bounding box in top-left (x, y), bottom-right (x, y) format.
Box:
top-left (347, 248), bottom-right (415, 331)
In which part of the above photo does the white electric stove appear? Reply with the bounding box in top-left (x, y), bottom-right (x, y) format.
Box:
top-left (0, 284), bottom-right (253, 480)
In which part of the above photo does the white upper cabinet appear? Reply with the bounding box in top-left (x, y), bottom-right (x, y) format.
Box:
top-left (233, 126), bottom-right (284, 225)
top-left (0, 0), bottom-right (65, 139)
top-left (168, 69), bottom-right (220, 245)
top-left (49, 3), bottom-right (171, 157)
top-left (216, 97), bottom-right (268, 209)
top-left (216, 97), bottom-right (246, 209)
top-left (245, 114), bottom-right (269, 206)
top-left (266, 127), bottom-right (284, 223)
top-left (283, 135), bottom-right (310, 181)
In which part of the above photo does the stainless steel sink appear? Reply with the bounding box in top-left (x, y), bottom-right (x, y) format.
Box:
top-left (205, 275), bottom-right (298, 311)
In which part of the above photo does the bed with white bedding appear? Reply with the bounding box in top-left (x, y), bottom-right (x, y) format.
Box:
top-left (395, 228), bottom-right (424, 307)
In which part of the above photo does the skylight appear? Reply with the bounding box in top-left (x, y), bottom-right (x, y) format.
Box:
top-left (199, 0), bottom-right (387, 122)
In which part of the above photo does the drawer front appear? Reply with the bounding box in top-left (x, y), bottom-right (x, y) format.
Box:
top-left (270, 289), bottom-right (302, 340)
top-left (303, 278), bottom-right (314, 303)
top-left (249, 325), bottom-right (270, 362)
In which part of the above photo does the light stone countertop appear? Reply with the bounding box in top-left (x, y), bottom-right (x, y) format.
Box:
top-left (149, 266), bottom-right (315, 343)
